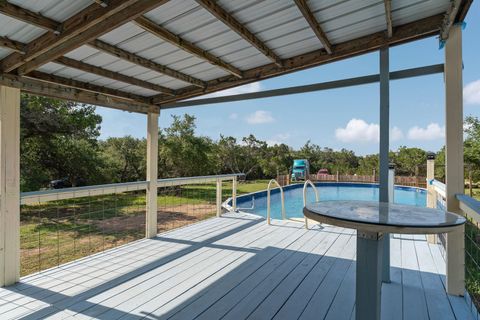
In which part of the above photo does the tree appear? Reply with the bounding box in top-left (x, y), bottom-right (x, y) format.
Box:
top-left (159, 114), bottom-right (213, 177)
top-left (100, 136), bottom-right (146, 182)
top-left (392, 146), bottom-right (427, 176)
top-left (20, 95), bottom-right (103, 191)
top-left (464, 116), bottom-right (480, 181)
top-left (259, 143), bottom-right (293, 177)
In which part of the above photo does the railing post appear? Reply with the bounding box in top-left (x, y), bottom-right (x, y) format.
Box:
top-left (0, 86), bottom-right (20, 287)
top-left (232, 176), bottom-right (237, 211)
top-left (146, 112), bottom-right (159, 238)
top-left (444, 24), bottom-right (464, 296)
top-left (426, 153), bottom-right (437, 244)
top-left (216, 178), bottom-right (222, 217)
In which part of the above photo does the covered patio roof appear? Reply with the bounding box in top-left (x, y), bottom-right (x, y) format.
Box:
top-left (0, 0), bottom-right (473, 113)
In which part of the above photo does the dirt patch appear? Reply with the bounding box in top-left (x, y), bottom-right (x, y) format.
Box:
top-left (92, 203), bottom-right (216, 233)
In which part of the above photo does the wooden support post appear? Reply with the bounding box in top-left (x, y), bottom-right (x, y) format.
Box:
top-left (232, 176), bottom-right (237, 212)
top-left (216, 179), bottom-right (222, 217)
top-left (426, 153), bottom-right (437, 244)
top-left (445, 24), bottom-right (465, 296)
top-left (0, 86), bottom-right (20, 287)
top-left (146, 112), bottom-right (159, 238)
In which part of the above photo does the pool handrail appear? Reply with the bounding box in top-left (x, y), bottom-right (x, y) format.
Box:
top-left (303, 180), bottom-right (319, 229)
top-left (267, 179), bottom-right (286, 224)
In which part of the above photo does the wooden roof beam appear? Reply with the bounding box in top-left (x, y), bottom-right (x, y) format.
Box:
top-left (440, 0), bottom-right (462, 40)
top-left (134, 16), bottom-right (243, 78)
top-left (151, 14), bottom-right (444, 105)
top-left (294, 0), bottom-right (333, 54)
top-left (28, 71), bottom-right (150, 103)
top-left (54, 56), bottom-right (175, 96)
top-left (0, 0), bottom-right (170, 74)
top-left (0, 36), bottom-right (26, 54)
top-left (384, 0), bottom-right (393, 38)
top-left (0, 1), bottom-right (60, 33)
top-left (0, 72), bottom-right (158, 113)
top-left (195, 0), bottom-right (283, 67)
top-left (89, 39), bottom-right (206, 87)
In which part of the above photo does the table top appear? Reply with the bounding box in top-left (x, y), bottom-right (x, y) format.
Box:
top-left (304, 200), bottom-right (466, 234)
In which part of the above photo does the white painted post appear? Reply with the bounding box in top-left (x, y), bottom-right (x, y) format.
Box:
top-left (0, 86), bottom-right (20, 287)
top-left (216, 179), bottom-right (222, 217)
top-left (146, 112), bottom-right (159, 238)
top-left (232, 176), bottom-right (237, 211)
top-left (445, 24), bottom-right (465, 296)
top-left (426, 153), bottom-right (437, 244)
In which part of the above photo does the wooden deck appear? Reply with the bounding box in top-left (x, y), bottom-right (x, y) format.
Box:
top-left (0, 212), bottom-right (474, 319)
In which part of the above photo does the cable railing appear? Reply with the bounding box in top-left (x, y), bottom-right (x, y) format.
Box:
top-left (19, 174), bottom-right (241, 276)
top-left (430, 179), bottom-right (480, 313)
top-left (303, 180), bottom-right (319, 229)
top-left (266, 179), bottom-right (285, 225)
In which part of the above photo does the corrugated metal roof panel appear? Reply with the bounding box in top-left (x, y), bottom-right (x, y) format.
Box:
top-left (0, 47), bottom-right (13, 60)
top-left (7, 0), bottom-right (92, 23)
top-left (0, 13), bottom-right (45, 44)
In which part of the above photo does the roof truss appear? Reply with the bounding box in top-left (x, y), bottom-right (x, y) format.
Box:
top-left (54, 56), bottom-right (175, 96)
top-left (0, 1), bottom-right (60, 33)
top-left (294, 0), bottom-right (333, 54)
top-left (152, 14), bottom-right (444, 105)
top-left (134, 16), bottom-right (243, 78)
top-left (0, 0), bottom-right (170, 74)
top-left (195, 0), bottom-right (283, 68)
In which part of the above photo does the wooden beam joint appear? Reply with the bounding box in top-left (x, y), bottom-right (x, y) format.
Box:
top-left (294, 0), bottom-right (333, 54)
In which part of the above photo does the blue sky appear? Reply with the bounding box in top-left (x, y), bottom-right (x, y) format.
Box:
top-left (96, 2), bottom-right (480, 156)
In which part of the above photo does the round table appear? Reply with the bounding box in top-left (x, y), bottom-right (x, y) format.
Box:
top-left (303, 200), bottom-right (465, 320)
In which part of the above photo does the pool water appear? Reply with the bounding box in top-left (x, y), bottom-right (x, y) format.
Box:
top-left (233, 183), bottom-right (426, 220)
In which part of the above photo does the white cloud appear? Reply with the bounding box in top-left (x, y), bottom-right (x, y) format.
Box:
top-left (464, 80), bottom-right (480, 105)
top-left (246, 110), bottom-right (275, 124)
top-left (229, 113), bottom-right (238, 120)
top-left (266, 133), bottom-right (290, 146)
top-left (407, 123), bottom-right (445, 140)
top-left (391, 126), bottom-right (404, 141)
top-left (335, 119), bottom-right (379, 143)
top-left (201, 82), bottom-right (263, 98)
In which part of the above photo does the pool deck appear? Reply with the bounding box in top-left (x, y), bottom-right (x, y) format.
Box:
top-left (0, 212), bottom-right (474, 319)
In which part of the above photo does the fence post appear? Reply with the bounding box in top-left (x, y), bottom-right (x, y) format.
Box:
top-left (232, 176), bottom-right (237, 211)
top-left (216, 179), bottom-right (222, 217)
top-left (146, 112), bottom-right (159, 239)
top-left (336, 171), bottom-right (339, 182)
top-left (0, 86), bottom-right (20, 287)
top-left (426, 153), bottom-right (437, 244)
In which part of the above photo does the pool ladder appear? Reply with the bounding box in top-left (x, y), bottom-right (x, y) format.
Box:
top-left (303, 180), bottom-right (319, 229)
top-left (266, 179), bottom-right (285, 225)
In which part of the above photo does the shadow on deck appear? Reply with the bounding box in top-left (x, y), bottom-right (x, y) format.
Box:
top-left (0, 212), bottom-right (474, 319)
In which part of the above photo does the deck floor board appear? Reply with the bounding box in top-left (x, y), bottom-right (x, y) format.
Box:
top-left (0, 213), bottom-right (473, 319)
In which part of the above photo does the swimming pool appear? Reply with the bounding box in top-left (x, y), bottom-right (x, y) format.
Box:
top-left (229, 183), bottom-right (426, 220)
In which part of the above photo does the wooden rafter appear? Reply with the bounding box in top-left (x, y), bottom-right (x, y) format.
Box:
top-left (134, 16), bottom-right (243, 78)
top-left (54, 56), bottom-right (175, 96)
top-left (89, 39), bottom-right (206, 87)
top-left (294, 0), bottom-right (333, 54)
top-left (152, 14), bottom-right (444, 105)
top-left (0, 0), bottom-right (170, 74)
top-left (0, 2), bottom-right (60, 33)
top-left (384, 0), bottom-right (393, 38)
top-left (195, 0), bottom-right (283, 67)
top-left (0, 73), bottom-right (157, 113)
top-left (440, 0), bottom-right (462, 40)
top-left (0, 36), bottom-right (25, 54)
top-left (28, 71), bottom-right (150, 103)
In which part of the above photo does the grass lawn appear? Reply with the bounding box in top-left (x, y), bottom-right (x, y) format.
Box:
top-left (19, 180), bottom-right (271, 276)
top-left (466, 188), bottom-right (480, 201)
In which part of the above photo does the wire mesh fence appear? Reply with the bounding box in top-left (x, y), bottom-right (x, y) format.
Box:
top-left (19, 176), bottom-right (238, 277)
top-left (465, 216), bottom-right (480, 310)
top-left (20, 191), bottom-right (146, 276)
